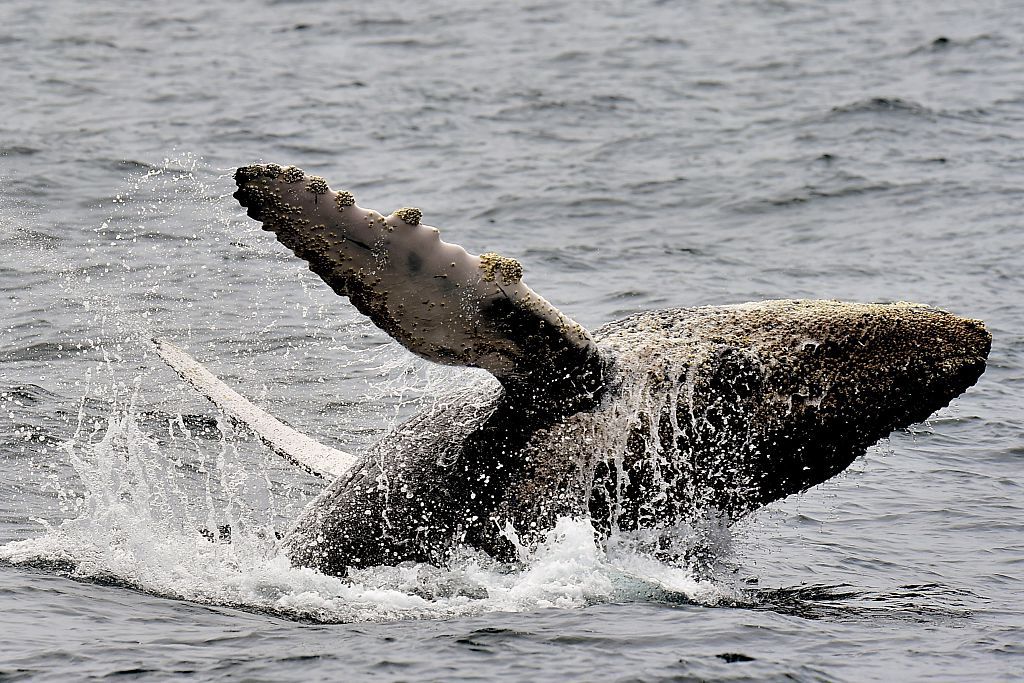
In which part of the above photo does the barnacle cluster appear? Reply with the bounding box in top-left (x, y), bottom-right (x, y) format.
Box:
top-left (281, 166), bottom-right (305, 183)
top-left (479, 252), bottom-right (523, 285)
top-left (235, 164), bottom-right (285, 183)
top-left (335, 190), bottom-right (356, 208)
top-left (233, 165), bottom-right (261, 183)
top-left (393, 207), bottom-right (422, 226)
top-left (306, 176), bottom-right (330, 195)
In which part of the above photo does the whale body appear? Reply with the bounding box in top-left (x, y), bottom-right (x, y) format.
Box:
top-left (196, 164), bottom-right (992, 576)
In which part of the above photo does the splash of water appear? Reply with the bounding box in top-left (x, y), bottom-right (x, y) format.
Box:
top-left (0, 375), bottom-right (738, 623)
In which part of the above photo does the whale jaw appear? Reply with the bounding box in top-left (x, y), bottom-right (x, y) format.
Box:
top-left (583, 300), bottom-right (992, 530)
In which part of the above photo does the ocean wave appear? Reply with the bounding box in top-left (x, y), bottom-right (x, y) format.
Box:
top-left (822, 97), bottom-right (990, 124)
top-left (726, 174), bottom-right (899, 214)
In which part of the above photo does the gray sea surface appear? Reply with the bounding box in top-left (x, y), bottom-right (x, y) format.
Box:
top-left (1, 0), bottom-right (1022, 681)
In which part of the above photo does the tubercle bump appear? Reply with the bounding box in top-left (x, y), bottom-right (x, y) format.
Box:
top-left (392, 207), bottom-right (422, 226)
top-left (306, 176), bottom-right (329, 195)
top-left (233, 161), bottom-right (599, 381)
top-left (281, 166), bottom-right (305, 183)
top-left (479, 252), bottom-right (523, 285)
top-left (336, 191), bottom-right (356, 208)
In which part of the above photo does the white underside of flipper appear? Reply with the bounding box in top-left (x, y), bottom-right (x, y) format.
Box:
top-left (152, 338), bottom-right (356, 479)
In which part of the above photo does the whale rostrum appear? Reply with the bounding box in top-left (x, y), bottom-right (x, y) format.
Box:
top-left (217, 163), bottom-right (991, 575)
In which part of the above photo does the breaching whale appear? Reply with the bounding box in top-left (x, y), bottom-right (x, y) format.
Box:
top-left (160, 163), bottom-right (990, 577)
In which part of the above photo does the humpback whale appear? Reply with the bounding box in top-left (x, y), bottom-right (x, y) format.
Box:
top-left (162, 163), bottom-right (990, 577)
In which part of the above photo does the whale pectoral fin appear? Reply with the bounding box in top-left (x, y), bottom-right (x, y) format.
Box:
top-left (152, 338), bottom-right (356, 479)
top-left (233, 164), bottom-right (607, 420)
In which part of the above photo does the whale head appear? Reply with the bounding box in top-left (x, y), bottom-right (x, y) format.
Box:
top-left (587, 300), bottom-right (992, 525)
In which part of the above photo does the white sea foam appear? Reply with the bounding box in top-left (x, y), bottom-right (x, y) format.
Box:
top-left (1, 387), bottom-right (736, 623)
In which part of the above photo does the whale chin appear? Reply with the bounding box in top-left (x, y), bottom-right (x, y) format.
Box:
top-left (581, 300), bottom-right (992, 532)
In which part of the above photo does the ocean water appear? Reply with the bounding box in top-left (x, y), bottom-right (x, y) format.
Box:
top-left (1, 0), bottom-right (1022, 680)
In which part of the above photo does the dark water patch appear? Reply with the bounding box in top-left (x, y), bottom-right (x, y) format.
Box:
top-left (451, 626), bottom-right (534, 649)
top-left (94, 159), bottom-right (158, 173)
top-left (939, 107), bottom-right (994, 123)
top-left (727, 178), bottom-right (898, 214)
top-left (1, 387), bottom-right (80, 451)
top-left (7, 227), bottom-right (63, 251)
top-left (610, 290), bottom-right (654, 302)
top-left (633, 35), bottom-right (690, 49)
top-left (448, 626), bottom-right (655, 651)
top-left (1, 384), bottom-right (62, 407)
top-left (822, 97), bottom-right (993, 125)
top-left (925, 36), bottom-right (953, 52)
top-left (0, 177), bottom-right (58, 201)
top-left (520, 247), bottom-right (603, 273)
top-left (1, 342), bottom-right (86, 363)
top-left (827, 97), bottom-right (936, 120)
top-left (350, 14), bottom-right (413, 27)
top-left (104, 667), bottom-right (164, 677)
top-left (586, 132), bottom-right (671, 160)
top-left (0, 559), bottom-right (233, 624)
top-left (361, 37), bottom-right (456, 50)
top-left (37, 78), bottom-right (102, 97)
top-left (0, 265), bottom-right (39, 293)
top-left (749, 582), bottom-right (976, 623)
top-left (0, 146), bottom-right (40, 157)
top-left (51, 36), bottom-right (119, 50)
top-left (492, 93), bottom-right (641, 123)
top-left (716, 652), bottom-right (756, 663)
top-left (907, 33), bottom-right (1004, 55)
top-left (623, 176), bottom-right (689, 196)
top-left (548, 49), bottom-right (594, 64)
top-left (627, 242), bottom-right (703, 256)
top-left (2, 428), bottom-right (67, 455)
top-left (0, 556), bottom-right (78, 576)
top-left (561, 195), bottom-right (637, 215)
top-left (111, 229), bottom-right (203, 244)
top-left (129, 409), bottom-right (222, 440)
top-left (735, 59), bottom-right (794, 74)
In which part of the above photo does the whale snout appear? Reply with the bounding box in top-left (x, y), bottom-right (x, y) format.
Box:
top-left (592, 300), bottom-right (992, 522)
top-left (752, 301), bottom-right (991, 512)
top-left (917, 311), bottom-right (990, 402)
top-left (817, 303), bottom-right (990, 432)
